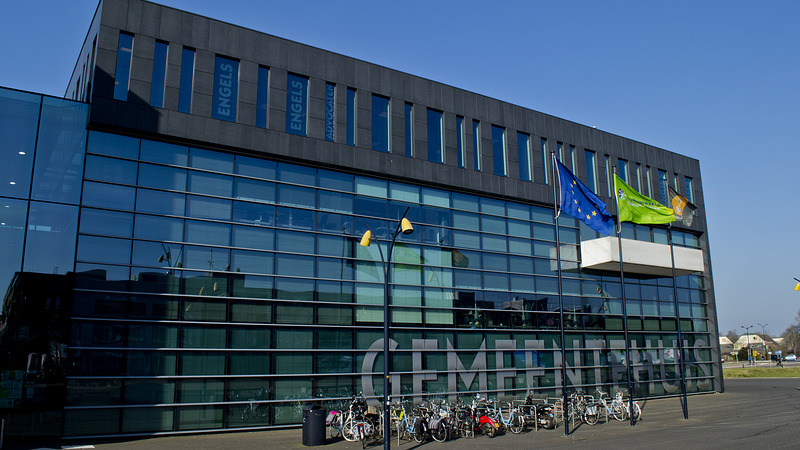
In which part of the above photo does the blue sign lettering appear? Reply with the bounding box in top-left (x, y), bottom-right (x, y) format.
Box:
top-left (212, 56), bottom-right (238, 122)
top-left (286, 74), bottom-right (307, 136)
top-left (325, 83), bottom-right (335, 141)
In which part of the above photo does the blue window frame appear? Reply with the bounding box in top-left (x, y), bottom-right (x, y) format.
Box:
top-left (472, 120), bottom-right (480, 171)
top-left (427, 109), bottom-right (443, 163)
top-left (456, 116), bottom-right (465, 168)
top-left (325, 83), bottom-right (335, 141)
top-left (285, 73), bottom-right (308, 135)
top-left (346, 88), bottom-right (356, 146)
top-left (491, 125), bottom-right (506, 176)
top-left (256, 66), bottom-right (269, 128)
top-left (658, 169), bottom-right (668, 205)
top-left (684, 176), bottom-right (694, 203)
top-left (178, 47), bottom-right (195, 113)
top-left (540, 138), bottom-right (549, 184)
top-left (212, 55), bottom-right (239, 122)
top-left (517, 132), bottom-right (531, 181)
top-left (113, 32), bottom-right (134, 101)
top-left (149, 40), bottom-right (168, 107)
top-left (404, 103), bottom-right (413, 157)
top-left (372, 95), bottom-right (389, 152)
top-left (618, 159), bottom-right (628, 182)
top-left (585, 150), bottom-right (598, 193)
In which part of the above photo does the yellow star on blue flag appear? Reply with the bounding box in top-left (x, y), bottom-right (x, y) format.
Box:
top-left (555, 160), bottom-right (614, 235)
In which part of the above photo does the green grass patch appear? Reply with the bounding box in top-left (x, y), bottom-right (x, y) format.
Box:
top-left (723, 366), bottom-right (800, 378)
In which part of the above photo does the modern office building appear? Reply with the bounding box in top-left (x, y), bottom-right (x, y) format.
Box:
top-left (0, 0), bottom-right (721, 439)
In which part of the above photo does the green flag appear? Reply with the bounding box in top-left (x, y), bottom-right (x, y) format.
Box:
top-left (614, 174), bottom-right (675, 225)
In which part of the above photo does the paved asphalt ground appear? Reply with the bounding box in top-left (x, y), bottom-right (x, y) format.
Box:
top-left (9, 378), bottom-right (800, 450)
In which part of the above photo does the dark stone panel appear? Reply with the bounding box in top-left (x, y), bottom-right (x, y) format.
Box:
top-left (140, 1), bottom-right (161, 37)
top-left (101, 0), bottom-right (130, 30)
top-left (125, 0), bottom-right (143, 33)
top-left (159, 5), bottom-right (182, 42)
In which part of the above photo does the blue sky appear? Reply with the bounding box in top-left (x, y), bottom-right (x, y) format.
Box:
top-left (2, 0), bottom-right (799, 338)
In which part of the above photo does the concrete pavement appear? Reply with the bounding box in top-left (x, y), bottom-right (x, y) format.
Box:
top-left (11, 378), bottom-right (800, 450)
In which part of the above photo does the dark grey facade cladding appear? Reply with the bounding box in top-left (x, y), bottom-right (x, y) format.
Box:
top-left (70, 0), bottom-right (709, 242)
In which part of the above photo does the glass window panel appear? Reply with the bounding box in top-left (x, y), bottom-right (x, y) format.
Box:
top-left (232, 225), bottom-right (274, 250)
top-left (185, 220), bottom-right (230, 246)
top-left (230, 301), bottom-right (271, 323)
top-left (277, 184), bottom-right (315, 208)
top-left (481, 215), bottom-right (506, 234)
top-left (317, 257), bottom-right (353, 280)
top-left (355, 177), bottom-right (387, 198)
top-left (532, 223), bottom-right (555, 241)
top-left (183, 246), bottom-right (229, 271)
top-left (0, 89), bottom-right (39, 198)
top-left (427, 109), bottom-right (443, 163)
top-left (235, 178), bottom-right (275, 204)
top-left (134, 214), bottom-right (183, 241)
top-left (585, 150), bottom-right (598, 193)
top-left (317, 280), bottom-right (354, 303)
top-left (187, 195), bottom-right (231, 220)
top-left (484, 272), bottom-right (509, 291)
top-left (80, 209), bottom-right (133, 238)
top-left (507, 219), bottom-right (531, 238)
top-left (317, 235), bottom-right (352, 258)
top-left (517, 132), bottom-right (531, 182)
top-left (140, 140), bottom-right (188, 166)
top-left (136, 189), bottom-right (185, 216)
top-left (212, 55), bottom-right (239, 122)
top-left (132, 241), bottom-right (183, 268)
top-left (113, 32), bottom-right (133, 101)
top-left (23, 202), bottom-right (78, 275)
top-left (275, 278), bottom-right (314, 302)
top-left (276, 230), bottom-right (315, 254)
top-left (318, 169), bottom-right (352, 191)
top-left (181, 298), bottom-right (227, 321)
top-left (77, 235), bottom-right (131, 265)
top-left (230, 275), bottom-right (274, 299)
top-left (452, 211), bottom-right (479, 231)
top-left (390, 183), bottom-right (419, 203)
top-left (188, 171), bottom-right (233, 196)
top-left (354, 195), bottom-right (387, 218)
top-left (236, 156), bottom-right (276, 179)
top-left (456, 115), bottom-right (464, 167)
top-left (233, 201), bottom-right (275, 227)
top-left (0, 198), bottom-right (27, 298)
top-left (453, 270), bottom-right (482, 289)
top-left (480, 197), bottom-right (505, 216)
top-left (452, 192), bottom-right (478, 211)
top-left (392, 286), bottom-right (422, 324)
top-left (318, 191), bottom-right (353, 214)
top-left (84, 155), bottom-right (137, 185)
top-left (182, 326), bottom-right (226, 348)
top-left (31, 97), bottom-right (88, 204)
top-left (421, 187), bottom-right (449, 208)
top-left (275, 206), bottom-right (314, 230)
top-left (231, 250), bottom-right (274, 275)
top-left (405, 102), bottom-right (414, 157)
top-left (453, 230), bottom-right (480, 250)
top-left (346, 87), bottom-right (356, 146)
top-left (138, 163), bottom-right (187, 191)
top-left (355, 284), bottom-right (383, 322)
top-left (372, 95), bottom-right (390, 152)
top-left (150, 40), bottom-right (168, 107)
top-left (510, 274), bottom-right (535, 293)
top-left (179, 47), bottom-right (195, 114)
top-left (276, 254), bottom-right (314, 277)
top-left (180, 353), bottom-right (225, 375)
top-left (286, 73), bottom-right (308, 135)
top-left (472, 120), bottom-right (481, 170)
top-left (278, 162), bottom-right (316, 186)
top-left (317, 212), bottom-right (354, 234)
top-left (491, 125), bottom-right (506, 176)
top-left (190, 148), bottom-right (234, 173)
top-left (481, 235), bottom-right (507, 252)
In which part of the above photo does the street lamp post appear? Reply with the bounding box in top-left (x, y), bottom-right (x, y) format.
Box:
top-left (741, 325), bottom-right (753, 365)
top-left (359, 207), bottom-right (414, 450)
top-left (757, 323), bottom-right (768, 362)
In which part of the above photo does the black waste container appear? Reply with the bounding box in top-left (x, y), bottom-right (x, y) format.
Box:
top-left (302, 404), bottom-right (327, 446)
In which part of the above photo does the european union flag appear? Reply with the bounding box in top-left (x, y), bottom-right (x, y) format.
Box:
top-left (555, 159), bottom-right (614, 235)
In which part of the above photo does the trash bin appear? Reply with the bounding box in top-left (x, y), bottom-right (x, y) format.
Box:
top-left (302, 404), bottom-right (327, 446)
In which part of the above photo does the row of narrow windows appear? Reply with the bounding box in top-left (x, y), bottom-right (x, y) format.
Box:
top-left (111, 32), bottom-right (694, 205)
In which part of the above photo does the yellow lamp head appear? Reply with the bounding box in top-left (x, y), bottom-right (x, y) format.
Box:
top-left (359, 230), bottom-right (372, 247)
top-left (794, 282), bottom-right (800, 291)
top-left (400, 218), bottom-right (414, 235)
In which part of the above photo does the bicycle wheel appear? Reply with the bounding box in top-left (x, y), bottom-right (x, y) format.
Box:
top-left (610, 402), bottom-right (627, 421)
top-left (508, 414), bottom-right (525, 434)
top-left (329, 414), bottom-right (342, 439)
top-left (481, 422), bottom-right (497, 438)
top-left (583, 404), bottom-right (599, 425)
top-left (342, 418), bottom-right (358, 442)
top-left (631, 402), bottom-right (642, 422)
top-left (431, 423), bottom-right (448, 442)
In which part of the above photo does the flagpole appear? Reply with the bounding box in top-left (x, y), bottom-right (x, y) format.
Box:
top-left (668, 223), bottom-right (690, 419)
top-left (612, 168), bottom-right (636, 427)
top-left (551, 152), bottom-right (570, 436)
